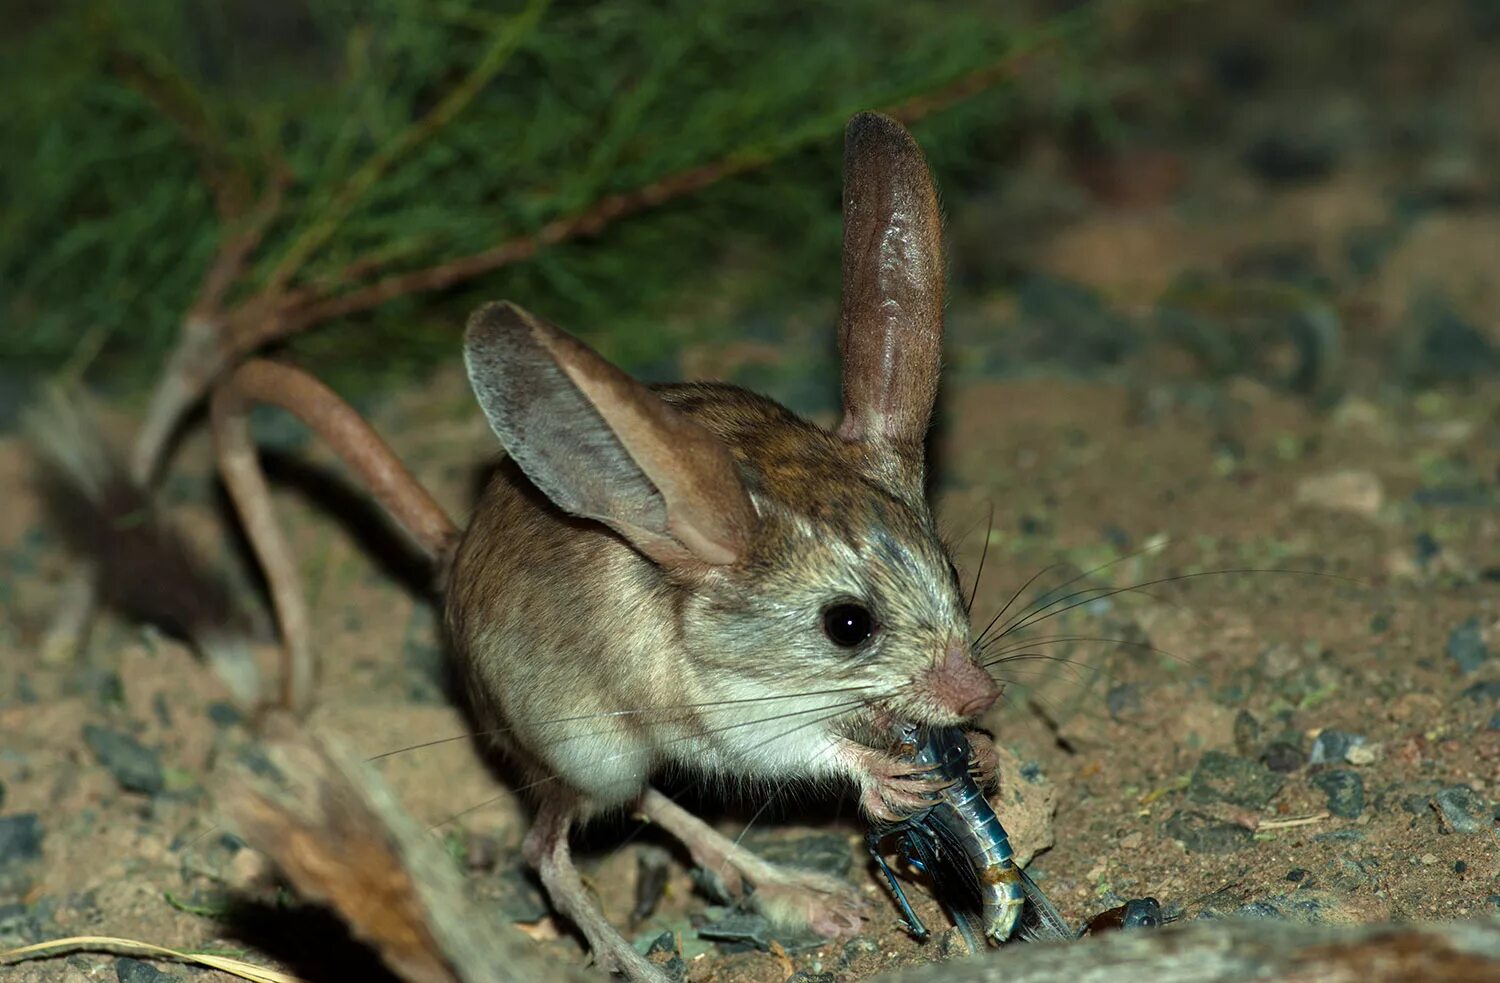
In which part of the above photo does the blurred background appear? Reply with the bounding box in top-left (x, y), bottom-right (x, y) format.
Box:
top-left (6, 0), bottom-right (1496, 416)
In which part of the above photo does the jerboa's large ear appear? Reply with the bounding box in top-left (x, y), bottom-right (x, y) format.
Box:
top-left (836, 112), bottom-right (945, 452)
top-left (464, 302), bottom-right (756, 567)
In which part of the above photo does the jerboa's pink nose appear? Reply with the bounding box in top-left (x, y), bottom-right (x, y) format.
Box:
top-left (928, 645), bottom-right (1001, 717)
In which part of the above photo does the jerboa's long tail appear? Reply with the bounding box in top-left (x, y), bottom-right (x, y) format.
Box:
top-left (23, 388), bottom-right (263, 706)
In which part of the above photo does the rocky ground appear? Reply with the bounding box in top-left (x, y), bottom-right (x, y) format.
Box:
top-left (4, 1), bottom-right (1500, 980)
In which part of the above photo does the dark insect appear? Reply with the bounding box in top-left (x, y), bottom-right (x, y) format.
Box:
top-left (867, 723), bottom-right (1167, 950)
top-left (1017, 866), bottom-right (1164, 942)
top-left (865, 723), bottom-right (1025, 947)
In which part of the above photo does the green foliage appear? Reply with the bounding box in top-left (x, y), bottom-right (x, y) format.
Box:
top-left (2, 0), bottom-right (1107, 399)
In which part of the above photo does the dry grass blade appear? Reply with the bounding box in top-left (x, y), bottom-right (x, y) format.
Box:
top-left (0, 935), bottom-right (303, 982)
top-left (219, 712), bottom-right (586, 983)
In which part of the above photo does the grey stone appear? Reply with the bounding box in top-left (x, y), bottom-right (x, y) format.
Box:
top-left (1447, 618), bottom-right (1490, 675)
top-left (492, 863), bottom-right (549, 923)
top-left (838, 936), bottom-right (881, 969)
top-left (1243, 133), bottom-right (1336, 185)
top-left (1401, 294), bottom-right (1500, 386)
top-left (1187, 751), bottom-right (1285, 809)
top-left (742, 831), bottom-right (853, 880)
top-left (1237, 901), bottom-right (1282, 919)
top-left (1162, 810), bottom-right (1252, 854)
top-left (1433, 785), bottom-right (1493, 834)
top-left (1313, 829), bottom-right (1365, 844)
top-left (1234, 892), bottom-right (1340, 924)
top-left (697, 910), bottom-right (824, 954)
top-left (0, 814), bottom-right (43, 866)
top-left (1310, 769), bottom-right (1365, 819)
top-left (1013, 275), bottom-right (1138, 371)
top-left (1320, 856), bottom-right (1380, 893)
top-left (1460, 681), bottom-right (1500, 702)
top-left (1107, 684), bottom-right (1143, 721)
top-left (0, 900), bottom-right (53, 946)
top-left (206, 702), bottom-right (242, 727)
top-left (115, 957), bottom-right (179, 982)
top-left (82, 725), bottom-right (164, 795)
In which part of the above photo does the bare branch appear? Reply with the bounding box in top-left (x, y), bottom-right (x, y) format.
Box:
top-left (109, 42), bottom-right (254, 222)
top-left (260, 0), bottom-right (552, 293)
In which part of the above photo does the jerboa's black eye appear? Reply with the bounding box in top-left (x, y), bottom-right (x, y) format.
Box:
top-left (823, 603), bottom-right (875, 647)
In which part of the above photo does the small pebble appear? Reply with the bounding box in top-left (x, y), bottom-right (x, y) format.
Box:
top-left (1414, 532), bottom-right (1442, 567)
top-left (82, 725), bottom-right (164, 795)
top-left (115, 957), bottom-right (179, 983)
top-left (1446, 618), bottom-right (1490, 676)
top-left (1420, 853), bottom-right (1438, 865)
top-left (1294, 470), bottom-right (1383, 518)
top-left (1242, 132), bottom-right (1336, 184)
top-left (1285, 868), bottom-right (1310, 883)
top-left (1107, 684), bottom-right (1143, 721)
top-left (206, 702), bottom-right (243, 728)
top-left (837, 936), bottom-right (881, 971)
top-left (1308, 730), bottom-right (1366, 765)
top-left (1321, 856), bottom-right (1377, 891)
top-left (1261, 742), bottom-right (1304, 773)
top-left (1455, 860), bottom-right (1468, 874)
top-left (639, 932), bottom-right (685, 983)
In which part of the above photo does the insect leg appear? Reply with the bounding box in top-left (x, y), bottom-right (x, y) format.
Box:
top-left (867, 832), bottom-right (930, 941)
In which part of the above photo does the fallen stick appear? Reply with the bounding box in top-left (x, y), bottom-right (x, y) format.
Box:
top-left (219, 713), bottom-right (593, 983)
top-left (874, 917), bottom-right (1500, 983)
